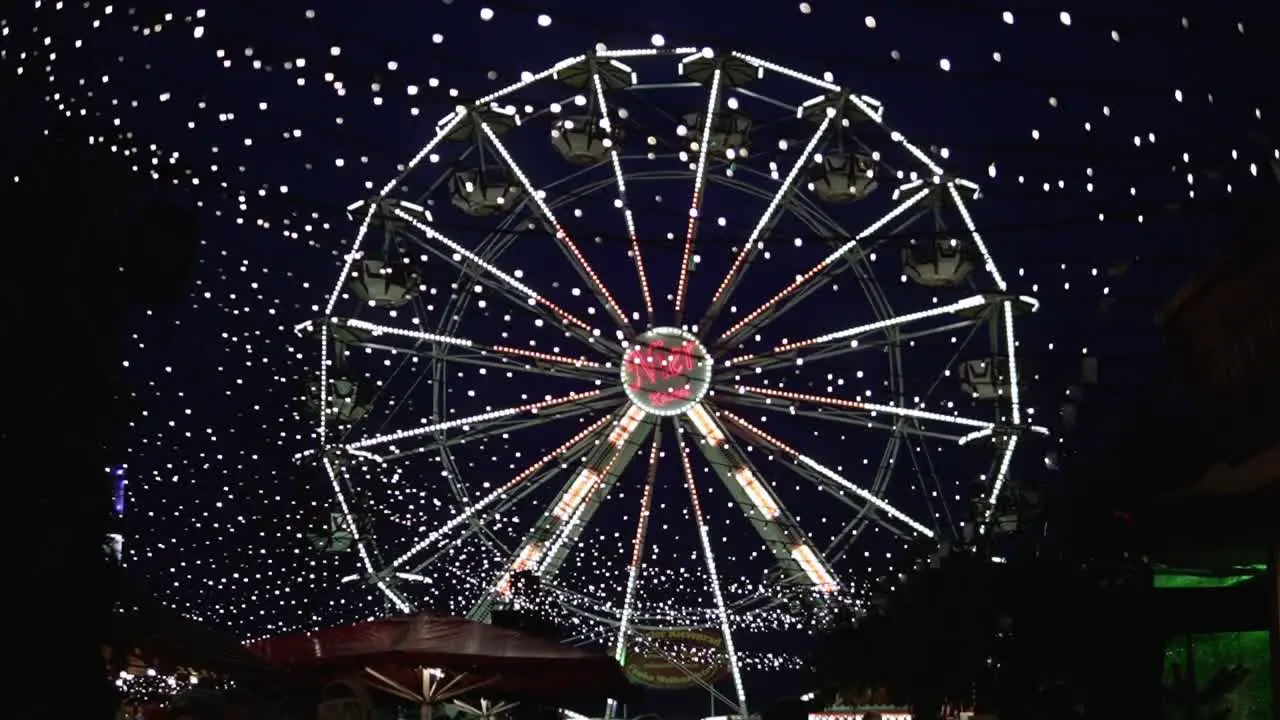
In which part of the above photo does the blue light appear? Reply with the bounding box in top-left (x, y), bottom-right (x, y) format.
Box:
top-left (110, 466), bottom-right (128, 516)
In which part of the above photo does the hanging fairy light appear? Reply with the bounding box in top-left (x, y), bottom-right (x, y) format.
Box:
top-left (8, 0), bottom-right (1271, 690)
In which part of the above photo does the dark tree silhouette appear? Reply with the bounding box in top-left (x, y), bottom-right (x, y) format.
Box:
top-left (812, 552), bottom-right (1003, 719)
top-left (6, 109), bottom-right (199, 720)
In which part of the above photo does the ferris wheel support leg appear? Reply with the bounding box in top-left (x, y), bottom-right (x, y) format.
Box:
top-left (606, 426), bottom-right (663, 720)
top-left (466, 407), bottom-right (656, 620)
top-left (681, 404), bottom-right (841, 594)
top-left (400, 445), bottom-right (598, 578)
top-left (674, 426), bottom-right (749, 718)
top-left (329, 319), bottom-right (614, 382)
top-left (719, 409), bottom-right (937, 541)
top-left (377, 415), bottom-right (613, 580)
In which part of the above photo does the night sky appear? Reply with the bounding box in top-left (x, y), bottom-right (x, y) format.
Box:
top-left (6, 0), bottom-right (1274, 711)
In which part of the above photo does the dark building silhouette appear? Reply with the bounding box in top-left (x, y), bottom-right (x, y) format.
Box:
top-left (1151, 199), bottom-right (1279, 718)
top-left (6, 111), bottom-right (200, 720)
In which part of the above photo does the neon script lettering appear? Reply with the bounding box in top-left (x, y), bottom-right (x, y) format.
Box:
top-left (627, 339), bottom-right (699, 408)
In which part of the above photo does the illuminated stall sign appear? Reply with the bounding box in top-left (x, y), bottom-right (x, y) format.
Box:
top-left (624, 628), bottom-right (728, 689)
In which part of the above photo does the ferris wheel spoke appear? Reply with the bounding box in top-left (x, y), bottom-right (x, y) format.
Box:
top-left (719, 410), bottom-right (936, 539)
top-left (374, 396), bottom-right (620, 463)
top-left (715, 392), bottom-right (1043, 449)
top-left (376, 414), bottom-right (613, 579)
top-left (723, 384), bottom-right (996, 434)
top-left (673, 426), bottom-right (749, 717)
top-left (346, 388), bottom-right (614, 454)
top-left (733, 318), bottom-right (981, 377)
top-left (720, 294), bottom-right (1008, 372)
top-left (468, 405), bottom-right (656, 621)
top-left (476, 120), bottom-right (633, 335)
top-left (711, 394), bottom-right (921, 540)
top-left (673, 54), bottom-right (725, 325)
top-left (389, 204), bottom-right (618, 357)
top-left (588, 64), bottom-right (657, 326)
top-left (700, 113), bottom-right (834, 334)
top-left (360, 343), bottom-right (607, 381)
top-left (736, 202), bottom-right (930, 349)
top-left (714, 183), bottom-right (933, 351)
top-left (682, 404), bottom-right (841, 594)
top-left (326, 318), bottom-right (614, 382)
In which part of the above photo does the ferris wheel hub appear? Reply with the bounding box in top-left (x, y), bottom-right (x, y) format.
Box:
top-left (621, 327), bottom-right (713, 416)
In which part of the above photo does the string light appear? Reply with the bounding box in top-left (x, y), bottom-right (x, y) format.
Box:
top-left (8, 0), bottom-right (1271, 694)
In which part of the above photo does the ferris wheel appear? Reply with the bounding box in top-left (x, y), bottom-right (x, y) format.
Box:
top-left (295, 45), bottom-right (1044, 712)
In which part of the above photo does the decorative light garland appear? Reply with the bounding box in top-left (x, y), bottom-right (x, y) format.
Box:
top-left (7, 0), bottom-right (1271, 697)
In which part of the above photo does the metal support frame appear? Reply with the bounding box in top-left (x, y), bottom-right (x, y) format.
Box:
top-left (393, 206), bottom-right (617, 357)
top-left (400, 437), bottom-right (601, 577)
top-left (606, 425), bottom-right (663, 720)
top-left (674, 424), bottom-right (749, 717)
top-left (680, 403), bottom-right (839, 592)
top-left (468, 408), bottom-right (656, 620)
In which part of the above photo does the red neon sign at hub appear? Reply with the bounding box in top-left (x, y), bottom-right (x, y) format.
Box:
top-left (625, 338), bottom-right (702, 409)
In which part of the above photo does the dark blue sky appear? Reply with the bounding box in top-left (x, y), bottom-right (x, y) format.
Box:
top-left (7, 0), bottom-right (1274, 711)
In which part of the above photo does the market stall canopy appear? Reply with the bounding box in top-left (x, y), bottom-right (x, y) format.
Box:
top-left (247, 613), bottom-right (634, 704)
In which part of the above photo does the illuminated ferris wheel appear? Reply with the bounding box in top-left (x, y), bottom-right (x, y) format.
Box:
top-left (296, 45), bottom-right (1044, 711)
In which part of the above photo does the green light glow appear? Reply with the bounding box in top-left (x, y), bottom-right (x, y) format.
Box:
top-left (1152, 565), bottom-right (1265, 589)
top-left (1163, 631), bottom-right (1272, 720)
